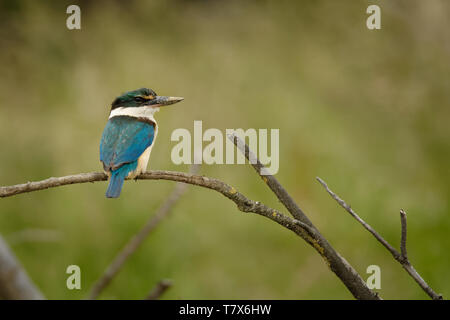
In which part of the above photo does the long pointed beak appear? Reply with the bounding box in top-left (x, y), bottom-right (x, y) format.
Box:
top-left (154, 96), bottom-right (184, 106)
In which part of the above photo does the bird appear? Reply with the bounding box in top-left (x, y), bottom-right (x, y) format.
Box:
top-left (100, 88), bottom-right (184, 198)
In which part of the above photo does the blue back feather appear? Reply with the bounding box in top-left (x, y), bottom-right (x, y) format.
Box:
top-left (100, 116), bottom-right (155, 198)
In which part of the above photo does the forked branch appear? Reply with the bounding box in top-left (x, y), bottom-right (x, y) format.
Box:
top-left (316, 177), bottom-right (443, 300)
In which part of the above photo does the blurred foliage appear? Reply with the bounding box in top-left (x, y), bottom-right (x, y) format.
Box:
top-left (0, 0), bottom-right (449, 299)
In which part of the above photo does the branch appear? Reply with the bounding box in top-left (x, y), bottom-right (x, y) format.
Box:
top-left (87, 165), bottom-right (199, 300)
top-left (227, 133), bottom-right (379, 300)
top-left (3, 154), bottom-right (387, 300)
top-left (0, 172), bottom-right (108, 198)
top-left (0, 170), bottom-right (311, 238)
top-left (0, 169), bottom-right (380, 299)
top-left (144, 279), bottom-right (172, 300)
top-left (316, 177), bottom-right (443, 300)
top-left (0, 234), bottom-right (44, 299)
top-left (315, 177), bottom-right (400, 259)
top-left (400, 209), bottom-right (408, 261)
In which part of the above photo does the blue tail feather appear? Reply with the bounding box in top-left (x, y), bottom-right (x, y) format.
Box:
top-left (105, 162), bottom-right (138, 198)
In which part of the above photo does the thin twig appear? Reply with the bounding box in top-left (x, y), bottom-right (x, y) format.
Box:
top-left (316, 177), bottom-right (443, 300)
top-left (87, 165), bottom-right (199, 300)
top-left (0, 234), bottom-right (44, 299)
top-left (144, 279), bottom-right (172, 300)
top-left (316, 177), bottom-right (401, 260)
top-left (400, 209), bottom-right (408, 261)
top-left (227, 133), bottom-right (379, 300)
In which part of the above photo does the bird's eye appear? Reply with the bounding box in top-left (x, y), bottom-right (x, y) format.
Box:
top-left (134, 96), bottom-right (145, 102)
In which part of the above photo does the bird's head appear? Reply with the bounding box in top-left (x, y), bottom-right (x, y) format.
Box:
top-left (111, 88), bottom-right (184, 110)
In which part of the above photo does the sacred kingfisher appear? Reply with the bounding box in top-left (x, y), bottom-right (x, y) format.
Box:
top-left (100, 88), bottom-right (184, 198)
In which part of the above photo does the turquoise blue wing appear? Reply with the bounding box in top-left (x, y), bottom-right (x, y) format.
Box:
top-left (100, 116), bottom-right (155, 171)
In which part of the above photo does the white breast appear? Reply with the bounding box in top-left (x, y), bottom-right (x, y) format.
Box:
top-left (131, 124), bottom-right (158, 178)
top-left (109, 106), bottom-right (159, 122)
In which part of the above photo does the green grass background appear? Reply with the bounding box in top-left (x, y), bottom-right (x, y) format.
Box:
top-left (0, 0), bottom-right (448, 299)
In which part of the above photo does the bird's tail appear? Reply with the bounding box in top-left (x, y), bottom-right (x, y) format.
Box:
top-left (105, 162), bottom-right (137, 198)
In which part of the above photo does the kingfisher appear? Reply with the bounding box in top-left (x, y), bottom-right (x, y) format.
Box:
top-left (100, 88), bottom-right (184, 198)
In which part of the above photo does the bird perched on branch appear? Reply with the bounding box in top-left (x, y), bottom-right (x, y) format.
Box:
top-left (100, 88), bottom-right (184, 198)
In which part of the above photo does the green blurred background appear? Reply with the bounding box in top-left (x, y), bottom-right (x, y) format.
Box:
top-left (0, 0), bottom-right (448, 299)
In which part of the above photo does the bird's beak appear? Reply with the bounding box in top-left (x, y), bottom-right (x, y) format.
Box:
top-left (154, 96), bottom-right (184, 106)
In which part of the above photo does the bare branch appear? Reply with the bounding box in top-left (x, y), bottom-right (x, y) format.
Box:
top-left (316, 177), bottom-right (401, 260)
top-left (0, 139), bottom-right (442, 300)
top-left (0, 172), bottom-right (107, 198)
top-left (316, 177), bottom-right (443, 300)
top-left (0, 168), bottom-right (379, 299)
top-left (88, 165), bottom-right (200, 300)
top-left (144, 279), bottom-right (172, 300)
top-left (227, 133), bottom-right (380, 300)
top-left (0, 234), bottom-right (44, 299)
top-left (400, 209), bottom-right (408, 261)
top-left (1, 156), bottom-right (384, 300)
top-left (0, 170), bottom-right (319, 245)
